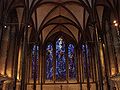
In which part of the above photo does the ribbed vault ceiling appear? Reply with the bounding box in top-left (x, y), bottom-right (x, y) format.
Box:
top-left (0, 0), bottom-right (120, 44)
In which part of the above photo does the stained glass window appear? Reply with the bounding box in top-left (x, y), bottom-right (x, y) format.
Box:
top-left (56, 38), bottom-right (66, 80)
top-left (32, 45), bottom-right (39, 79)
top-left (82, 44), bottom-right (90, 78)
top-left (68, 44), bottom-right (76, 79)
top-left (46, 44), bottom-right (53, 80)
top-left (45, 37), bottom-right (77, 81)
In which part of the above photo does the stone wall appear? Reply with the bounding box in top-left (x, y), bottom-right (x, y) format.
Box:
top-left (26, 83), bottom-right (96, 90)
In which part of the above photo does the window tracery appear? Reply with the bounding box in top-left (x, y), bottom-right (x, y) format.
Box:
top-left (45, 37), bottom-right (77, 81)
top-left (32, 45), bottom-right (39, 79)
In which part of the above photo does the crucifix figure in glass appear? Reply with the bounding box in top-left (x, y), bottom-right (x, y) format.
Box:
top-left (56, 38), bottom-right (66, 80)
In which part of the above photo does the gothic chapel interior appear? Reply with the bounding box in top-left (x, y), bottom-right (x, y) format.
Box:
top-left (0, 0), bottom-right (120, 90)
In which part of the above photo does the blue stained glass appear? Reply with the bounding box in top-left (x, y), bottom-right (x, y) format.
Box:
top-left (82, 44), bottom-right (90, 78)
top-left (32, 45), bottom-right (39, 79)
top-left (85, 44), bottom-right (91, 78)
top-left (56, 38), bottom-right (66, 80)
top-left (82, 44), bottom-right (87, 78)
top-left (46, 44), bottom-right (53, 80)
top-left (68, 44), bottom-right (76, 79)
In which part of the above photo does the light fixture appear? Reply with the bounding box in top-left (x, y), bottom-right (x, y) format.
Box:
top-left (4, 25), bottom-right (7, 29)
top-left (113, 20), bottom-right (117, 24)
top-left (115, 23), bottom-right (118, 27)
top-left (113, 20), bottom-right (120, 36)
top-left (28, 25), bottom-right (30, 28)
top-left (103, 43), bottom-right (105, 47)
